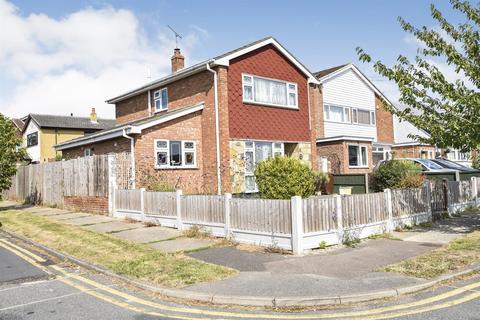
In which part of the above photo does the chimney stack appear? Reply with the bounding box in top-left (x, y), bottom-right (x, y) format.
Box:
top-left (90, 108), bottom-right (97, 123)
top-left (171, 48), bottom-right (185, 73)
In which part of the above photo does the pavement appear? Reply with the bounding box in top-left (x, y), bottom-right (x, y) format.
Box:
top-left (0, 232), bottom-right (479, 319)
top-left (1, 200), bottom-right (479, 303)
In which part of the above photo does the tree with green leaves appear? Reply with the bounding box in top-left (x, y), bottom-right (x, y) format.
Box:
top-left (0, 113), bottom-right (24, 194)
top-left (356, 0), bottom-right (480, 153)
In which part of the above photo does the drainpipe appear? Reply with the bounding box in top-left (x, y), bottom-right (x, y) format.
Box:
top-left (206, 61), bottom-right (222, 195)
top-left (122, 128), bottom-right (136, 189)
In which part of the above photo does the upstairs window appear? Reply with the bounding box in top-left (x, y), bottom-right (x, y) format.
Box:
top-left (155, 140), bottom-right (196, 168)
top-left (325, 104), bottom-right (375, 125)
top-left (242, 74), bottom-right (297, 108)
top-left (153, 88), bottom-right (168, 112)
top-left (27, 132), bottom-right (38, 147)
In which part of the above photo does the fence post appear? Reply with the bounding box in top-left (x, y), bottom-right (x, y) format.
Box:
top-left (140, 187), bottom-right (146, 220)
top-left (224, 193), bottom-right (232, 238)
top-left (335, 195), bottom-right (343, 244)
top-left (176, 189), bottom-right (183, 230)
top-left (424, 181), bottom-right (433, 221)
top-left (454, 171), bottom-right (460, 182)
top-left (384, 189), bottom-right (394, 232)
top-left (471, 177), bottom-right (478, 206)
top-left (442, 178), bottom-right (451, 217)
top-left (291, 196), bottom-right (304, 255)
top-left (364, 173), bottom-right (370, 193)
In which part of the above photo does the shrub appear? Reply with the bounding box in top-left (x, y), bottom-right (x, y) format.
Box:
top-left (254, 156), bottom-right (318, 199)
top-left (372, 160), bottom-right (424, 192)
top-left (472, 155), bottom-right (480, 170)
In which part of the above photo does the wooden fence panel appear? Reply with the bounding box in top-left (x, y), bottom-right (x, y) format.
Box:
top-left (230, 198), bottom-right (291, 234)
top-left (430, 181), bottom-right (446, 212)
top-left (302, 196), bottom-right (337, 233)
top-left (342, 192), bottom-right (387, 228)
top-left (115, 189), bottom-right (142, 212)
top-left (392, 187), bottom-right (428, 217)
top-left (448, 181), bottom-right (472, 205)
top-left (182, 195), bottom-right (225, 223)
top-left (144, 191), bottom-right (176, 216)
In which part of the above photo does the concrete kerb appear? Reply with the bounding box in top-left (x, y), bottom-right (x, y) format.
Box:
top-left (2, 229), bottom-right (479, 308)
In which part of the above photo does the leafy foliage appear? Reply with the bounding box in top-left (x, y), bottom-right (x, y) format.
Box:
top-left (372, 160), bottom-right (425, 191)
top-left (472, 156), bottom-right (480, 170)
top-left (357, 0), bottom-right (480, 153)
top-left (0, 114), bottom-right (24, 193)
top-left (254, 156), bottom-right (319, 199)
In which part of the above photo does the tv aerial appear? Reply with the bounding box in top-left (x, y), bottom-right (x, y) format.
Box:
top-left (167, 25), bottom-right (183, 48)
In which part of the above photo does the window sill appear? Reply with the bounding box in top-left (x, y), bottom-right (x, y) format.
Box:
top-left (243, 100), bottom-right (299, 110)
top-left (154, 108), bottom-right (168, 114)
top-left (348, 166), bottom-right (370, 169)
top-left (324, 120), bottom-right (375, 127)
top-left (155, 166), bottom-right (198, 170)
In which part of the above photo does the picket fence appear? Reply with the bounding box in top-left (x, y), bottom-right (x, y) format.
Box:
top-left (114, 177), bottom-right (480, 254)
top-left (2, 153), bottom-right (132, 209)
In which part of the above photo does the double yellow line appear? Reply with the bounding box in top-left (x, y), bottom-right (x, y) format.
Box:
top-left (1, 238), bottom-right (479, 320)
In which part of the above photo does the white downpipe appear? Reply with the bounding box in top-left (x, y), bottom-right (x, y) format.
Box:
top-left (122, 128), bottom-right (136, 189)
top-left (206, 61), bottom-right (222, 195)
top-left (147, 90), bottom-right (152, 116)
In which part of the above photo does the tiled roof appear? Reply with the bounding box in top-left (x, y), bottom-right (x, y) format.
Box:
top-left (313, 64), bottom-right (348, 79)
top-left (11, 118), bottom-right (25, 131)
top-left (28, 114), bottom-right (116, 130)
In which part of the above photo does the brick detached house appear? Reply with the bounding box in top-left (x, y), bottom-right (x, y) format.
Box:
top-left (313, 64), bottom-right (395, 174)
top-left (55, 37), bottom-right (322, 194)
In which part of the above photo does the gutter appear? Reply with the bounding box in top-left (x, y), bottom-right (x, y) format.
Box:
top-left (122, 128), bottom-right (136, 189)
top-left (206, 60), bottom-right (222, 195)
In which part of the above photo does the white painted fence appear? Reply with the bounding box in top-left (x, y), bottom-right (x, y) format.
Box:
top-left (113, 177), bottom-right (479, 255)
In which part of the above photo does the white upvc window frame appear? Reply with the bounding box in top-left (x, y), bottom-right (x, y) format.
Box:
top-left (351, 107), bottom-right (375, 126)
top-left (242, 73), bottom-right (298, 109)
top-left (325, 104), bottom-right (376, 126)
top-left (243, 140), bottom-right (285, 193)
top-left (348, 144), bottom-right (369, 168)
top-left (84, 148), bottom-right (92, 157)
top-left (154, 139), bottom-right (197, 169)
top-left (153, 87), bottom-right (168, 112)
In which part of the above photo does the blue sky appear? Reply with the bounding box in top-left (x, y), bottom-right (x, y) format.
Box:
top-left (0, 0), bottom-right (464, 118)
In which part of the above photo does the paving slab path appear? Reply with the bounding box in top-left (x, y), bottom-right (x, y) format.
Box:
top-left (83, 221), bottom-right (144, 233)
top-left (112, 226), bottom-right (181, 243)
top-left (64, 215), bottom-right (115, 226)
top-left (49, 212), bottom-right (92, 220)
top-left (148, 238), bottom-right (213, 253)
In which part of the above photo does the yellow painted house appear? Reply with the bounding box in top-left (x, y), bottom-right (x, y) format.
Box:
top-left (22, 109), bottom-right (115, 163)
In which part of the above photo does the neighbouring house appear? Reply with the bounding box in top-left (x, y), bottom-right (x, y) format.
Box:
top-left (392, 115), bottom-right (437, 160)
top-left (22, 109), bottom-right (115, 163)
top-left (55, 37), bottom-right (321, 194)
top-left (313, 64), bottom-right (395, 174)
top-left (11, 118), bottom-right (25, 138)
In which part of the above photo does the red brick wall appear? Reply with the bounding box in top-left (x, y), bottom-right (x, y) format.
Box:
top-left (61, 137), bottom-right (131, 158)
top-left (64, 196), bottom-right (108, 214)
top-left (375, 94), bottom-right (394, 144)
top-left (317, 140), bottom-right (373, 174)
top-left (115, 93), bottom-right (149, 125)
top-left (392, 145), bottom-right (436, 159)
top-left (134, 111), bottom-right (208, 194)
top-left (228, 45), bottom-right (310, 142)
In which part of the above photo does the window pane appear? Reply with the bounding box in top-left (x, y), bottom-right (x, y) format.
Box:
top-left (288, 84), bottom-right (296, 91)
top-left (348, 145), bottom-right (358, 166)
top-left (154, 91), bottom-right (160, 98)
top-left (185, 152), bottom-right (194, 165)
top-left (245, 151), bottom-right (254, 174)
top-left (254, 142), bottom-right (272, 164)
top-left (372, 152), bottom-right (384, 165)
top-left (288, 93), bottom-right (296, 106)
top-left (155, 99), bottom-right (161, 110)
top-left (156, 141), bottom-right (167, 149)
top-left (357, 110), bottom-right (371, 124)
top-left (245, 176), bottom-right (256, 192)
top-left (329, 105), bottom-right (344, 122)
top-left (344, 108), bottom-right (350, 122)
top-left (170, 141), bottom-right (182, 166)
top-left (161, 89), bottom-right (168, 109)
top-left (370, 111), bottom-right (376, 125)
top-left (270, 80), bottom-right (287, 105)
top-left (245, 141), bottom-right (254, 149)
top-left (184, 142), bottom-right (194, 149)
top-left (324, 105), bottom-right (330, 120)
top-left (254, 77), bottom-right (287, 105)
top-left (352, 109), bottom-right (358, 123)
top-left (157, 152), bottom-right (168, 166)
top-left (243, 85), bottom-right (253, 100)
top-left (243, 75), bottom-right (252, 84)
top-left (361, 147), bottom-right (368, 166)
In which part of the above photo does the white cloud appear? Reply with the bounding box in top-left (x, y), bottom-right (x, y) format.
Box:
top-left (0, 0), bottom-right (207, 119)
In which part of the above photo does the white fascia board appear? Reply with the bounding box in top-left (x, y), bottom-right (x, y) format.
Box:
top-left (135, 103), bottom-right (205, 131)
top-left (393, 142), bottom-right (425, 147)
top-left (318, 64), bottom-right (395, 107)
top-left (213, 38), bottom-right (320, 85)
top-left (317, 136), bottom-right (375, 143)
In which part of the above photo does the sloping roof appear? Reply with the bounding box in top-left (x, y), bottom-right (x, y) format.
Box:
top-left (11, 118), bottom-right (25, 131)
top-left (106, 36), bottom-right (319, 104)
top-left (25, 114), bottom-right (116, 131)
top-left (55, 102), bottom-right (205, 150)
top-left (313, 64), bottom-right (348, 79)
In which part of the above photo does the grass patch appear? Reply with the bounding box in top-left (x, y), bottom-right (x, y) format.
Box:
top-left (380, 231), bottom-right (480, 279)
top-left (367, 233), bottom-right (401, 241)
top-left (0, 210), bottom-right (236, 287)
